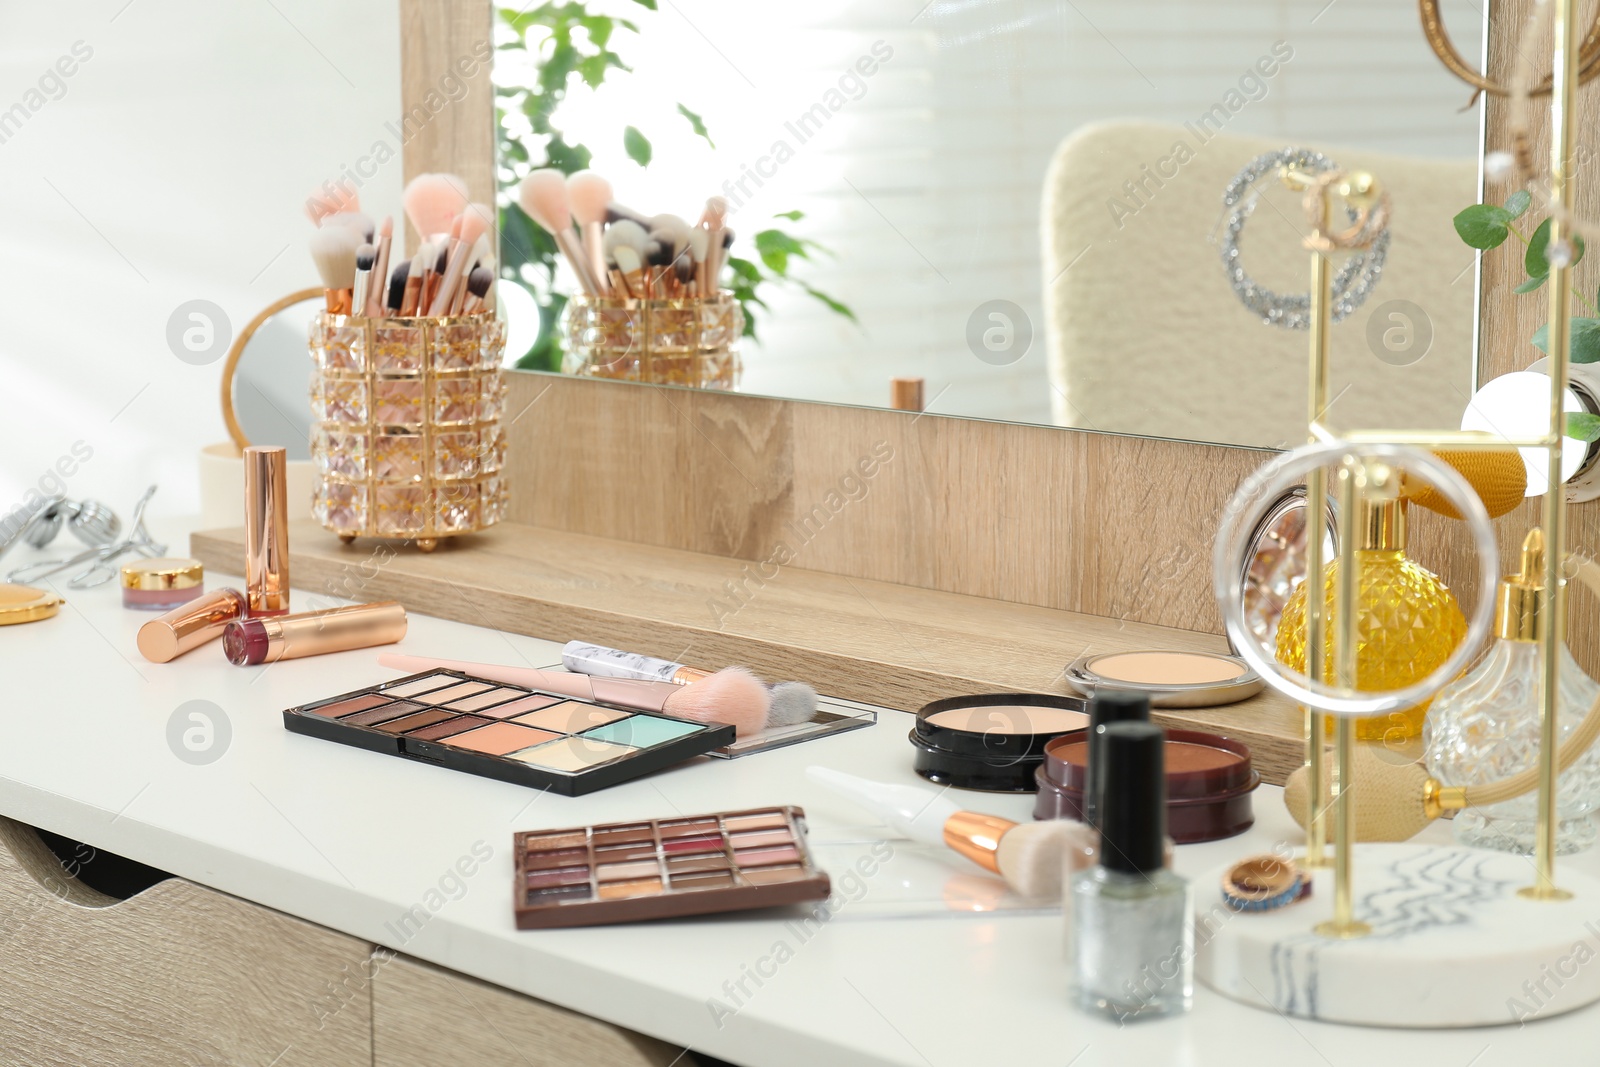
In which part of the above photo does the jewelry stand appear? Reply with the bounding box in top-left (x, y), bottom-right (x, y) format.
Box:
top-left (1197, 0), bottom-right (1600, 1025)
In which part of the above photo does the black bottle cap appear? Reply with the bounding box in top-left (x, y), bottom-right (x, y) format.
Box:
top-left (1097, 721), bottom-right (1167, 875)
top-left (1082, 692), bottom-right (1151, 830)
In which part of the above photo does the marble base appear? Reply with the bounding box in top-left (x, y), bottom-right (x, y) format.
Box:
top-left (1196, 843), bottom-right (1600, 1027)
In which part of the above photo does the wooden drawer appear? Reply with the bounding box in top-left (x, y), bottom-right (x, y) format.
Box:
top-left (374, 954), bottom-right (681, 1066)
top-left (0, 817), bottom-right (372, 1066)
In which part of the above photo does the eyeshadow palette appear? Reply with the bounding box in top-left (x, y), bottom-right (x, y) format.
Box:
top-left (283, 669), bottom-right (736, 796)
top-left (513, 806), bottom-right (830, 928)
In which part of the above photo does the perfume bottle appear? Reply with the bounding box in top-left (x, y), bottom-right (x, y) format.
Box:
top-left (1424, 529), bottom-right (1600, 854)
top-left (1275, 496), bottom-right (1467, 742)
top-left (1070, 722), bottom-right (1192, 1021)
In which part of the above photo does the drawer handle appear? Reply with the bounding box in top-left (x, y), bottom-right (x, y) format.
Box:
top-left (0, 817), bottom-right (170, 907)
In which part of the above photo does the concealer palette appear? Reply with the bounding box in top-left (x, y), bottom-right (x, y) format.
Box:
top-left (513, 806), bottom-right (830, 928)
top-left (282, 669), bottom-right (735, 796)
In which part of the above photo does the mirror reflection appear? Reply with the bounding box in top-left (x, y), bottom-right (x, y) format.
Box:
top-left (492, 1), bottom-right (1485, 448)
top-left (227, 294), bottom-right (321, 461)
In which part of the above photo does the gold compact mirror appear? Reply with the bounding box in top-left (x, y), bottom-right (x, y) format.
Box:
top-left (220, 288), bottom-right (322, 458)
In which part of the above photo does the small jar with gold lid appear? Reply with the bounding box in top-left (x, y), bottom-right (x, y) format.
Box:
top-left (121, 557), bottom-right (205, 611)
top-left (1424, 529), bottom-right (1600, 854)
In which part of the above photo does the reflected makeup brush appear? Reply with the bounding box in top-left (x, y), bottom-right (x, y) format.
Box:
top-left (687, 229), bottom-right (709, 298)
top-left (377, 653), bottom-right (773, 736)
top-left (385, 257), bottom-right (411, 314)
top-left (461, 267), bottom-right (494, 314)
top-left (352, 242), bottom-right (375, 317)
top-left (645, 241), bottom-right (672, 299)
top-left (518, 169), bottom-right (599, 295)
top-left (403, 172), bottom-right (470, 247)
top-left (698, 196), bottom-right (728, 293)
top-left (605, 201), bottom-right (652, 227)
top-left (649, 214), bottom-right (692, 298)
top-left (366, 216), bottom-right (393, 317)
top-left (603, 220), bottom-right (649, 298)
top-left (567, 170), bottom-right (613, 297)
top-left (309, 225), bottom-right (362, 313)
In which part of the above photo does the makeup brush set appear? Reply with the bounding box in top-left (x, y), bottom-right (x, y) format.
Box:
top-left (515, 168), bottom-right (733, 301)
top-left (305, 173), bottom-right (496, 317)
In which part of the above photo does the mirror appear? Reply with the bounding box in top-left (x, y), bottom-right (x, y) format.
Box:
top-left (492, 1), bottom-right (1485, 449)
top-left (221, 290), bottom-right (322, 461)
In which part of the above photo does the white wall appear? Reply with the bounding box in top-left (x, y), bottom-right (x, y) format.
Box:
top-left (0, 0), bottom-right (401, 519)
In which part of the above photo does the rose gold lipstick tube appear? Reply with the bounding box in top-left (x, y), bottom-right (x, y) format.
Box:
top-left (243, 446), bottom-right (290, 616)
top-left (137, 587), bottom-right (247, 663)
top-left (223, 601), bottom-right (407, 666)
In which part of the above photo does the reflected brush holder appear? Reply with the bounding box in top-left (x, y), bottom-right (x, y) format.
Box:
top-left (564, 292), bottom-right (743, 389)
top-left (308, 312), bottom-right (509, 551)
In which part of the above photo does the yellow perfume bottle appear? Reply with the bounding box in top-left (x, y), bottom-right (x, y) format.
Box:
top-left (1275, 497), bottom-right (1467, 743)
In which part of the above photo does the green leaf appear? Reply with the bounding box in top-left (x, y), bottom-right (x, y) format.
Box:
top-left (1516, 275), bottom-right (1548, 293)
top-left (800, 284), bottom-right (857, 322)
top-left (1527, 217), bottom-right (1587, 278)
top-left (676, 104), bottom-right (715, 148)
top-left (1454, 204), bottom-right (1511, 250)
top-left (753, 229), bottom-right (809, 275)
top-left (623, 125), bottom-right (652, 166)
top-left (1569, 412), bottom-right (1600, 442)
top-left (1531, 317), bottom-right (1600, 363)
top-left (772, 210), bottom-right (804, 221)
top-left (631, 0), bottom-right (658, 8)
top-left (723, 256), bottom-right (764, 287)
top-left (1504, 190), bottom-right (1532, 219)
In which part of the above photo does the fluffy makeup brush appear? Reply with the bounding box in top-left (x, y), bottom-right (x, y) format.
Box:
top-left (462, 266), bottom-right (494, 314)
top-left (444, 203), bottom-right (493, 314)
top-left (323, 211), bottom-right (375, 244)
top-left (567, 170), bottom-right (613, 296)
top-left (386, 258), bottom-right (411, 314)
top-left (699, 196), bottom-right (728, 291)
top-left (559, 641), bottom-right (820, 727)
top-left (518, 169), bottom-right (599, 295)
top-left (352, 242), bottom-right (375, 317)
top-left (366, 216), bottom-right (394, 316)
top-left (603, 219), bottom-right (649, 298)
top-left (309, 225), bottom-right (362, 313)
top-left (605, 201), bottom-right (652, 227)
top-left (304, 183), bottom-right (360, 226)
top-left (808, 768), bottom-right (1089, 900)
top-left (403, 173), bottom-right (470, 244)
top-left (688, 228), bottom-right (710, 296)
top-left (376, 654), bottom-right (773, 737)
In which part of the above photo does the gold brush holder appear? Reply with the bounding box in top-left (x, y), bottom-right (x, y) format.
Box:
top-left (564, 292), bottom-right (743, 389)
top-left (308, 312), bottom-right (509, 552)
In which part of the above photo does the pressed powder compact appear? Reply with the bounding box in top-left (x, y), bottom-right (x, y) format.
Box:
top-left (0, 583), bottom-right (62, 626)
top-left (1034, 727), bottom-right (1259, 842)
top-left (1063, 650), bottom-right (1263, 708)
top-left (284, 669), bottom-right (736, 796)
top-left (514, 806), bottom-right (830, 928)
top-left (910, 693), bottom-right (1090, 792)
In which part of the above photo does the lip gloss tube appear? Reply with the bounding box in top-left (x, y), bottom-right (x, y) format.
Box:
top-left (222, 601), bottom-right (407, 666)
top-left (243, 446), bottom-right (290, 617)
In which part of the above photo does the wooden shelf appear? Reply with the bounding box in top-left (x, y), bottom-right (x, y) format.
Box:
top-left (191, 520), bottom-right (1304, 783)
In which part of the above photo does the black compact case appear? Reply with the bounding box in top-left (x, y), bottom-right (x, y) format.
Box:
top-left (909, 692), bottom-right (1090, 792)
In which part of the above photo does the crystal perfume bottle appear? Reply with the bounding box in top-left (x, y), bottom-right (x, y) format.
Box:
top-left (1424, 529), bottom-right (1600, 854)
top-left (1071, 722), bottom-right (1192, 1021)
top-left (1276, 496), bottom-right (1467, 743)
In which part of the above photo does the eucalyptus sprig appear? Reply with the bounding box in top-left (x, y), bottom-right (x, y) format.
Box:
top-left (1454, 191), bottom-right (1600, 442)
top-left (494, 1), bottom-right (854, 371)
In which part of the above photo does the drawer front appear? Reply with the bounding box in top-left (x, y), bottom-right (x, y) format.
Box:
top-left (0, 817), bottom-right (371, 1067)
top-left (374, 954), bottom-right (680, 1067)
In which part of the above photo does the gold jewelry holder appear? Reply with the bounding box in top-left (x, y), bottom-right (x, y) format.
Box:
top-left (308, 312), bottom-right (509, 552)
top-left (564, 292), bottom-right (743, 390)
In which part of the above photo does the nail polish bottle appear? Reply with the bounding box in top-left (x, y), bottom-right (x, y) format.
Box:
top-left (1064, 692), bottom-right (1151, 958)
top-left (1070, 722), bottom-right (1193, 1021)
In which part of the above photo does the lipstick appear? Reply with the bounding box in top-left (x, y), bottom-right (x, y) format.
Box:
top-left (243, 446), bottom-right (290, 616)
top-left (222, 601), bottom-right (407, 666)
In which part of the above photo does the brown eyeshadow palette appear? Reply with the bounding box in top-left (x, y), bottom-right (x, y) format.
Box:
top-left (514, 806), bottom-right (830, 928)
top-left (282, 669), bottom-right (736, 797)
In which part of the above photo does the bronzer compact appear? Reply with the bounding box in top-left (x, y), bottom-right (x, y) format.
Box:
top-left (514, 806), bottom-right (829, 928)
top-left (909, 693), bottom-right (1090, 792)
top-left (283, 669), bottom-right (735, 796)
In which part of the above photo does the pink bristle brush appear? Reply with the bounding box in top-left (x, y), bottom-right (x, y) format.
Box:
top-left (434, 202), bottom-right (493, 315)
top-left (377, 654), bottom-right (771, 736)
top-left (566, 170), bottom-right (613, 297)
top-left (517, 169), bottom-right (600, 296)
top-left (304, 183), bottom-right (360, 226)
top-left (402, 172), bottom-right (470, 247)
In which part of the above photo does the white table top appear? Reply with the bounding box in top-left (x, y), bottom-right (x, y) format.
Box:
top-left (3, 518), bottom-right (1596, 1067)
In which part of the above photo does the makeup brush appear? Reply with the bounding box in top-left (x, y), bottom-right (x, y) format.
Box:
top-left (807, 767), bottom-right (1090, 900)
top-left (420, 240), bottom-right (449, 313)
top-left (606, 201), bottom-right (652, 227)
top-left (400, 249), bottom-right (427, 315)
top-left (645, 241), bottom-right (674, 299)
top-left (308, 225), bottom-right (362, 313)
top-left (517, 169), bottom-right (600, 296)
top-left (427, 216), bottom-right (466, 316)
top-left (352, 242), bottom-right (375, 318)
top-left (403, 173), bottom-right (471, 246)
top-left (304, 183), bottom-right (360, 226)
top-left (366, 216), bottom-right (394, 317)
top-left (461, 267), bottom-right (494, 314)
top-left (560, 641), bottom-right (820, 727)
top-left (688, 229), bottom-right (709, 297)
top-left (386, 257), bottom-right (411, 314)
top-left (444, 203), bottom-right (494, 314)
top-left (605, 219), bottom-right (650, 298)
top-left (323, 210), bottom-right (375, 244)
top-left (699, 196), bottom-right (728, 292)
top-left (567, 170), bottom-right (613, 296)
top-left (612, 247), bottom-right (644, 299)
top-left (477, 251), bottom-right (498, 312)
top-left (377, 653), bottom-right (771, 736)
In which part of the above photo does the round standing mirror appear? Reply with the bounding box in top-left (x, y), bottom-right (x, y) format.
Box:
top-left (220, 288), bottom-right (322, 459)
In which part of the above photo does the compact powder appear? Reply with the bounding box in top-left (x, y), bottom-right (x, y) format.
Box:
top-left (1088, 651), bottom-right (1245, 685)
top-left (924, 705), bottom-right (1089, 735)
